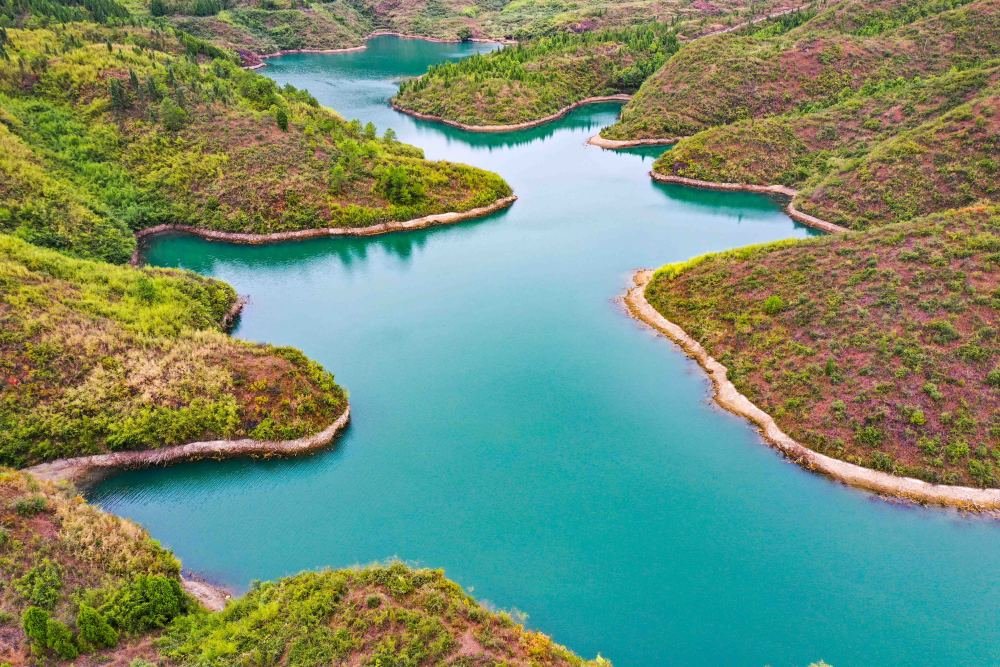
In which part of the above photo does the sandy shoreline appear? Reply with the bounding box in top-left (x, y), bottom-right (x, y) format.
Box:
top-left (24, 406), bottom-right (351, 489)
top-left (182, 576), bottom-right (232, 612)
top-left (624, 270), bottom-right (1000, 512)
top-left (587, 134), bottom-right (679, 149)
top-left (649, 172), bottom-right (849, 234)
top-left (391, 95), bottom-right (633, 133)
top-left (129, 195), bottom-right (517, 265)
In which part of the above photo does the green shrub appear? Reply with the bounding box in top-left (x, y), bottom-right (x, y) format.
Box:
top-left (159, 98), bottom-right (188, 132)
top-left (987, 365), bottom-right (1000, 387)
top-left (14, 495), bottom-right (46, 517)
top-left (21, 607), bottom-right (50, 645)
top-left (14, 559), bottom-right (62, 609)
top-left (77, 604), bottom-right (119, 650)
top-left (44, 617), bottom-right (78, 660)
top-left (762, 295), bottom-right (786, 315)
top-left (104, 575), bottom-right (187, 633)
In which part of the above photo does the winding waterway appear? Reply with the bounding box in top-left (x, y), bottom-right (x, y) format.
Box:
top-left (91, 37), bottom-right (1000, 665)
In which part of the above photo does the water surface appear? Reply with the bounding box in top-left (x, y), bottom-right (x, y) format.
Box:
top-left (92, 37), bottom-right (1000, 666)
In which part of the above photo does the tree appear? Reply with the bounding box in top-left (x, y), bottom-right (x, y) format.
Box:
top-left (275, 106), bottom-right (288, 131)
top-left (457, 26), bottom-right (473, 42)
top-left (109, 78), bottom-right (130, 111)
top-left (0, 27), bottom-right (9, 61)
top-left (150, 0), bottom-right (168, 16)
top-left (375, 165), bottom-right (425, 206)
top-left (159, 97), bottom-right (188, 131)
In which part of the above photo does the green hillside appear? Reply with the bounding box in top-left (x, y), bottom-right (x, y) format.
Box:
top-left (645, 205), bottom-right (1000, 488)
top-left (393, 23), bottom-right (679, 126)
top-left (0, 20), bottom-right (511, 264)
top-left (604, 0), bottom-right (1000, 140)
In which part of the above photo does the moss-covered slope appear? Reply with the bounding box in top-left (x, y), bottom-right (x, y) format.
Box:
top-left (604, 0), bottom-right (1000, 140)
top-left (645, 205), bottom-right (1000, 487)
top-left (0, 234), bottom-right (347, 467)
top-left (0, 22), bottom-right (511, 264)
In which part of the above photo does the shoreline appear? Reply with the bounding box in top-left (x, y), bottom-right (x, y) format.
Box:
top-left (181, 575), bottom-right (232, 612)
top-left (587, 134), bottom-right (678, 149)
top-left (649, 172), bottom-right (849, 234)
top-left (391, 95), bottom-right (633, 133)
top-left (24, 406), bottom-right (351, 490)
top-left (128, 195), bottom-right (517, 265)
top-left (246, 31), bottom-right (512, 69)
top-left (624, 269), bottom-right (1000, 513)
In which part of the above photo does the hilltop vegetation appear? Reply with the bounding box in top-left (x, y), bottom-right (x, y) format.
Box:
top-left (0, 234), bottom-right (347, 467)
top-left (645, 205), bottom-right (1000, 488)
top-left (659, 63), bottom-right (999, 228)
top-left (0, 469), bottom-right (609, 665)
top-left (604, 0), bottom-right (1000, 140)
top-left (122, 0), bottom-right (804, 61)
top-left (0, 20), bottom-right (511, 263)
top-left (394, 24), bottom-right (679, 126)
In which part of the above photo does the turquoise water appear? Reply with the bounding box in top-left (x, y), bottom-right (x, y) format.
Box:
top-left (91, 37), bottom-right (1000, 666)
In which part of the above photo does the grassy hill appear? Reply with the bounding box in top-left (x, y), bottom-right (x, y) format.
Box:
top-left (0, 469), bottom-right (609, 665)
top-left (658, 63), bottom-right (999, 228)
top-left (0, 20), bottom-right (511, 264)
top-left (393, 23), bottom-right (679, 126)
top-left (0, 234), bottom-right (347, 467)
top-left (603, 0), bottom-right (1000, 140)
top-left (644, 205), bottom-right (1000, 488)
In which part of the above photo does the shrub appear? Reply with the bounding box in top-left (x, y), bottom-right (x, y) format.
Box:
top-left (987, 366), bottom-right (1000, 387)
top-left (44, 617), bottom-right (78, 660)
top-left (159, 98), bottom-right (188, 132)
top-left (14, 495), bottom-right (46, 517)
top-left (22, 607), bottom-right (50, 645)
top-left (762, 295), bottom-right (785, 315)
top-left (104, 575), bottom-right (186, 633)
top-left (77, 604), bottom-right (119, 649)
top-left (275, 107), bottom-right (289, 132)
top-left (14, 559), bottom-right (62, 609)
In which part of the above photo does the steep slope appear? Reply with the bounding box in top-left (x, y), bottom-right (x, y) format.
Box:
top-left (644, 205), bottom-right (1000, 488)
top-left (603, 0), bottom-right (1000, 140)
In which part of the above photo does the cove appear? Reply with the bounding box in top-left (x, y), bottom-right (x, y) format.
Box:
top-left (90, 37), bottom-right (1000, 666)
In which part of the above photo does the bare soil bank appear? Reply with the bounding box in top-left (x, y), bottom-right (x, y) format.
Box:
top-left (129, 195), bottom-right (518, 265)
top-left (25, 407), bottom-right (351, 490)
top-left (392, 95), bottom-right (634, 132)
top-left (649, 172), bottom-right (848, 234)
